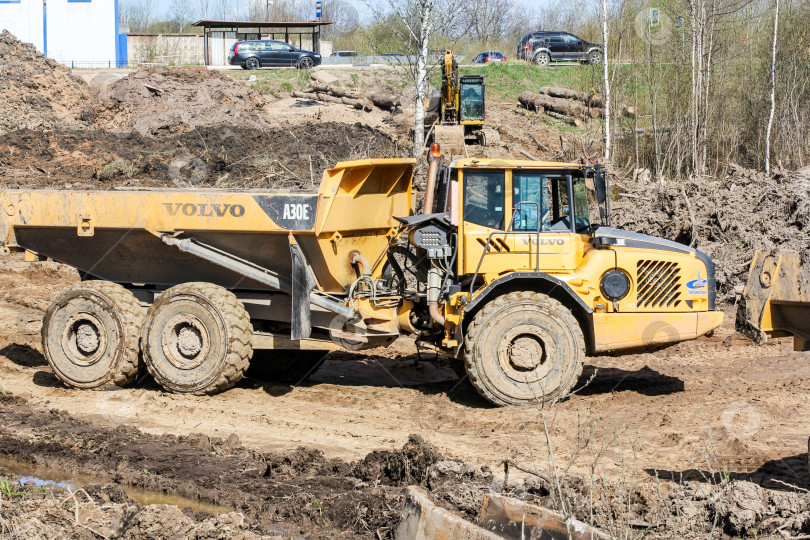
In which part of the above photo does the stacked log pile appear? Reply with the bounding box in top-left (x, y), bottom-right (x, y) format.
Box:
top-left (291, 82), bottom-right (401, 112)
top-left (518, 87), bottom-right (634, 126)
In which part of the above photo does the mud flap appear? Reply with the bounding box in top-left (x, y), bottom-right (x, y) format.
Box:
top-left (290, 243), bottom-right (316, 340)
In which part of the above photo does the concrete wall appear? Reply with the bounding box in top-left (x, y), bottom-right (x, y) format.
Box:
top-left (0, 0), bottom-right (44, 50)
top-left (127, 34), bottom-right (204, 65)
top-left (0, 0), bottom-right (120, 67)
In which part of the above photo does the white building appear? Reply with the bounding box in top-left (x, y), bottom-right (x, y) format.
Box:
top-left (0, 0), bottom-right (125, 68)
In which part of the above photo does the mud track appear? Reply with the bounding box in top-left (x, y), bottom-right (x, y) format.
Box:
top-left (2, 254), bottom-right (810, 538)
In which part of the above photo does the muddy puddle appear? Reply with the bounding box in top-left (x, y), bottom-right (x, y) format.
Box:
top-left (0, 456), bottom-right (233, 514)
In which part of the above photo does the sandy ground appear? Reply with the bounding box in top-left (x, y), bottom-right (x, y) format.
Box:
top-left (1, 254), bottom-right (807, 495)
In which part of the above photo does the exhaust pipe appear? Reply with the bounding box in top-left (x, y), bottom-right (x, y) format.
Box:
top-left (423, 143), bottom-right (442, 214)
top-left (427, 261), bottom-right (445, 327)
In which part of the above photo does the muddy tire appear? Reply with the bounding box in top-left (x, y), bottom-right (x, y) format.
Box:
top-left (42, 281), bottom-right (145, 390)
top-left (463, 291), bottom-right (585, 406)
top-left (247, 350), bottom-right (328, 384)
top-left (141, 283), bottom-right (252, 395)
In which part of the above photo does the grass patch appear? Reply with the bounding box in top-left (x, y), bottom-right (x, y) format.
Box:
top-left (229, 69), bottom-right (310, 96)
top-left (0, 477), bottom-right (23, 500)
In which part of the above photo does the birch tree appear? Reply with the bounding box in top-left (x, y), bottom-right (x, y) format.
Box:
top-left (601, 0), bottom-right (611, 161)
top-left (362, 0), bottom-right (462, 156)
top-left (765, 0), bottom-right (779, 173)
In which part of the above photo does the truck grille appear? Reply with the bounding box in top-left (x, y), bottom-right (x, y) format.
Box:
top-left (636, 260), bottom-right (682, 309)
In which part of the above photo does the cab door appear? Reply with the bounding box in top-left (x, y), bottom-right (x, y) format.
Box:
top-left (460, 168), bottom-right (579, 279)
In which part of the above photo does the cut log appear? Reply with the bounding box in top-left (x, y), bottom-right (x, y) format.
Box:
top-left (544, 110), bottom-right (582, 126)
top-left (292, 91), bottom-right (371, 111)
top-left (366, 91), bottom-right (400, 110)
top-left (519, 91), bottom-right (589, 118)
top-left (309, 82), bottom-right (364, 100)
top-left (539, 86), bottom-right (591, 103)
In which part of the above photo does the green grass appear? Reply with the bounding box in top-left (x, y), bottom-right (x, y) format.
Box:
top-left (229, 69), bottom-right (311, 96)
top-left (428, 61), bottom-right (606, 103)
top-left (0, 477), bottom-right (23, 499)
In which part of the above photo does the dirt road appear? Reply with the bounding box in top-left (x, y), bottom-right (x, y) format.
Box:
top-left (1, 253), bottom-right (808, 492)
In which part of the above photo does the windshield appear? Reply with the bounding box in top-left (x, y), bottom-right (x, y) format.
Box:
top-left (460, 82), bottom-right (484, 121)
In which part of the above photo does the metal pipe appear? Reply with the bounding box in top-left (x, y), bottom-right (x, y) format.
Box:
top-left (350, 251), bottom-right (372, 276)
top-left (162, 235), bottom-right (357, 320)
top-left (423, 143), bottom-right (442, 214)
top-left (427, 261), bottom-right (445, 326)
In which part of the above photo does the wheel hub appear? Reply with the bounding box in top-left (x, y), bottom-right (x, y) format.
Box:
top-left (162, 314), bottom-right (210, 370)
top-left (508, 335), bottom-right (545, 371)
top-left (61, 313), bottom-right (107, 366)
top-left (497, 325), bottom-right (556, 383)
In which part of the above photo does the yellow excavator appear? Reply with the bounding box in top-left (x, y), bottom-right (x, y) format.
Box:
top-left (425, 50), bottom-right (500, 155)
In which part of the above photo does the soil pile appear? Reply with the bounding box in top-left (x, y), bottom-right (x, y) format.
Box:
top-left (0, 123), bottom-right (398, 190)
top-left (613, 165), bottom-right (810, 304)
top-left (0, 31), bottom-right (93, 135)
top-left (90, 67), bottom-right (272, 136)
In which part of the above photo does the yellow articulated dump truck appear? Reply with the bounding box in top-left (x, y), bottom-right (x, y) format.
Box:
top-left (0, 147), bottom-right (723, 406)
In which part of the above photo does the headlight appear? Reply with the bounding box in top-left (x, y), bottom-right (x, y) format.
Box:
top-left (600, 269), bottom-right (631, 301)
top-left (314, 54), bottom-right (321, 58)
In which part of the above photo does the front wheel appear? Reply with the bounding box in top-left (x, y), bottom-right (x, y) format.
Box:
top-left (463, 291), bottom-right (585, 406)
top-left (141, 283), bottom-right (252, 395)
top-left (534, 52), bottom-right (551, 66)
top-left (297, 57), bottom-right (314, 70)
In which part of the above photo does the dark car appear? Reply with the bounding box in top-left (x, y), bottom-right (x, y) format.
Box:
top-left (228, 40), bottom-right (321, 70)
top-left (330, 50), bottom-right (358, 57)
top-left (517, 31), bottom-right (603, 65)
top-left (473, 51), bottom-right (507, 63)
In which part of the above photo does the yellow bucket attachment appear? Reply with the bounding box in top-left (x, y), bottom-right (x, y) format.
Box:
top-left (737, 250), bottom-right (810, 351)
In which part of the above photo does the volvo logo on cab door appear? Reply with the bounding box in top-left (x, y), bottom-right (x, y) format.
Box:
top-left (253, 195), bottom-right (318, 230)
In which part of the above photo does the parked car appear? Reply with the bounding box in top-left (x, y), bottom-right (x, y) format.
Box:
top-left (330, 51), bottom-right (358, 57)
top-left (473, 51), bottom-right (507, 63)
top-left (517, 31), bottom-right (603, 65)
top-left (228, 40), bottom-right (321, 70)
top-left (381, 52), bottom-right (404, 57)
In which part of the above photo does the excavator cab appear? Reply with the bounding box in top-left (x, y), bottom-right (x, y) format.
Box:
top-left (459, 75), bottom-right (485, 123)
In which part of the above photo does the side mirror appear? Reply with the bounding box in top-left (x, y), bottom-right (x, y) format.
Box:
top-left (593, 166), bottom-right (611, 227)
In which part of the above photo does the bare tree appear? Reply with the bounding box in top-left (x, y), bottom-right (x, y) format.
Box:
top-left (362, 0), bottom-right (462, 156)
top-left (601, 0), bottom-right (611, 161)
top-left (169, 0), bottom-right (194, 31)
top-left (458, 0), bottom-right (521, 42)
top-left (765, 0), bottom-right (779, 173)
top-left (119, 0), bottom-right (156, 33)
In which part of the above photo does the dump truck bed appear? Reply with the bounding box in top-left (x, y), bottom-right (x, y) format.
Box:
top-left (0, 158), bottom-right (415, 294)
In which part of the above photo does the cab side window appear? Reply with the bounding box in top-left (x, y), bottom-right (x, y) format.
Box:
top-left (464, 170), bottom-right (505, 229)
top-left (513, 172), bottom-right (551, 231)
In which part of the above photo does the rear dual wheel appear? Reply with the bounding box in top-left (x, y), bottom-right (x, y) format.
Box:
top-left (141, 283), bottom-right (253, 395)
top-left (43, 281), bottom-right (145, 389)
top-left (463, 291), bottom-right (585, 406)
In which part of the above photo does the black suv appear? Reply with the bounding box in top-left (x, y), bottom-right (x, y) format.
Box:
top-left (517, 31), bottom-right (603, 65)
top-left (228, 40), bottom-right (322, 69)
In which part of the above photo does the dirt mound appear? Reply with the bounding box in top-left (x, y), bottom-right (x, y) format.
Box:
top-left (0, 31), bottom-right (93, 135)
top-left (0, 123), bottom-right (398, 190)
top-left (90, 67), bottom-right (272, 136)
top-left (613, 165), bottom-right (810, 304)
